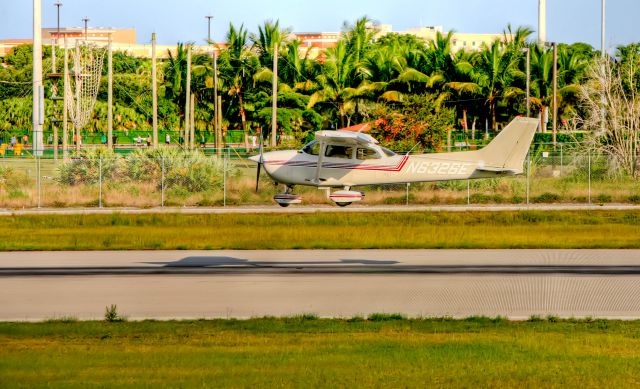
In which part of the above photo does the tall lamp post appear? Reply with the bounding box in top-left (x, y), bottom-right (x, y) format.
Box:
top-left (601, 0), bottom-right (606, 133)
top-left (206, 15), bottom-right (220, 153)
top-left (544, 42), bottom-right (558, 147)
top-left (82, 17), bottom-right (90, 40)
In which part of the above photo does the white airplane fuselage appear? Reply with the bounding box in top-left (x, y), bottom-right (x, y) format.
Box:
top-left (261, 149), bottom-right (511, 188)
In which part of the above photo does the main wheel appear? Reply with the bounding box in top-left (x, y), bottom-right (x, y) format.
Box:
top-left (277, 202), bottom-right (290, 208)
top-left (336, 202), bottom-right (352, 207)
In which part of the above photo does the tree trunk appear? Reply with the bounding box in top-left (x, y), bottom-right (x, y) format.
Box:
top-left (462, 109), bottom-right (468, 132)
top-left (490, 100), bottom-right (497, 132)
top-left (540, 106), bottom-right (547, 133)
top-left (239, 91), bottom-right (248, 149)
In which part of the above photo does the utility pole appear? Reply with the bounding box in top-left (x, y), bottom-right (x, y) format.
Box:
top-left (214, 50), bottom-right (220, 155)
top-left (63, 36), bottom-right (68, 159)
top-left (552, 42), bottom-right (558, 148)
top-left (184, 45), bottom-right (192, 148)
top-left (82, 17), bottom-right (90, 40)
top-left (206, 15), bottom-right (221, 155)
top-left (107, 34), bottom-right (113, 149)
top-left (538, 0), bottom-right (546, 46)
top-left (152, 32), bottom-right (158, 147)
top-left (33, 0), bottom-right (44, 157)
top-left (601, 0), bottom-right (607, 134)
top-left (271, 43), bottom-right (278, 147)
top-left (190, 94), bottom-right (195, 149)
top-left (52, 2), bottom-right (62, 73)
top-left (205, 15), bottom-right (213, 42)
top-left (52, 2), bottom-right (62, 160)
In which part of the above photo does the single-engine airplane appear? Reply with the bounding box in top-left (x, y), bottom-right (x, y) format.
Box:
top-left (249, 117), bottom-right (539, 207)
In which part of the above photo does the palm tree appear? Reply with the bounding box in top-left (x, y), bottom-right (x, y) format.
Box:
top-left (469, 40), bottom-right (523, 130)
top-left (307, 41), bottom-right (361, 128)
top-left (219, 24), bottom-right (257, 145)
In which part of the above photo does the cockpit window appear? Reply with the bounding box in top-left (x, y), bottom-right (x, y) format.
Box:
top-left (301, 141), bottom-right (320, 156)
top-left (325, 145), bottom-right (353, 159)
top-left (356, 147), bottom-right (381, 160)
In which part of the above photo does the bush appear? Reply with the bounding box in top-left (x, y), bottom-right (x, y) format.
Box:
top-left (533, 192), bottom-right (562, 203)
top-left (57, 148), bottom-right (123, 185)
top-left (628, 195), bottom-right (640, 204)
top-left (104, 304), bottom-right (126, 322)
top-left (368, 313), bottom-right (406, 322)
top-left (57, 147), bottom-right (232, 193)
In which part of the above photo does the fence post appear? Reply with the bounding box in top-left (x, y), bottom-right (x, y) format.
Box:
top-left (161, 156), bottom-right (165, 208)
top-left (405, 183), bottom-right (410, 206)
top-left (37, 157), bottom-right (41, 208)
top-left (98, 156), bottom-right (103, 208)
top-left (223, 148), bottom-right (227, 207)
top-left (588, 151), bottom-right (591, 205)
top-left (560, 143), bottom-right (563, 176)
top-left (526, 152), bottom-right (531, 205)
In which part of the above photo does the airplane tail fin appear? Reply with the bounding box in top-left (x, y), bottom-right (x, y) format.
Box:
top-left (476, 117), bottom-right (539, 173)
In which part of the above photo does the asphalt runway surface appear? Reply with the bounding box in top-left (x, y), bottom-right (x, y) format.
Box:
top-left (3, 250), bottom-right (640, 321)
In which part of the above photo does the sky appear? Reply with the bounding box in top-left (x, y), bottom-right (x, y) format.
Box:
top-left (2, 0), bottom-right (639, 50)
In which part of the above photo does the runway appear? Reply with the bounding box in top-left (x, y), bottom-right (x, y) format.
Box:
top-left (2, 250), bottom-right (640, 321)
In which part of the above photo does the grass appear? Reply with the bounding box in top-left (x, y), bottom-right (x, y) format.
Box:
top-left (1, 317), bottom-right (640, 387)
top-left (0, 211), bottom-right (639, 250)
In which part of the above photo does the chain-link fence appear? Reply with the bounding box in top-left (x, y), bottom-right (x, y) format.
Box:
top-left (0, 146), bottom-right (638, 209)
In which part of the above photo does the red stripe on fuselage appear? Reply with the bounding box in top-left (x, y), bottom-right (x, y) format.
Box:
top-left (264, 155), bottom-right (409, 172)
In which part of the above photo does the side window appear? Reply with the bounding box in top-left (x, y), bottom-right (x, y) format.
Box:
top-left (325, 145), bottom-right (353, 159)
top-left (356, 147), bottom-right (380, 160)
top-left (302, 141), bottom-right (320, 156)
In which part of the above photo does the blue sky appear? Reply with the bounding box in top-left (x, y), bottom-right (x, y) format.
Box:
top-left (1, 0), bottom-right (638, 50)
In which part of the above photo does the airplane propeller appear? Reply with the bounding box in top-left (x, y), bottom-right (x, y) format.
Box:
top-left (255, 130), bottom-right (264, 193)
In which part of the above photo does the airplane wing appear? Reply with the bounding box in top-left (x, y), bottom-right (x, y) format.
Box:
top-left (315, 130), bottom-right (379, 146)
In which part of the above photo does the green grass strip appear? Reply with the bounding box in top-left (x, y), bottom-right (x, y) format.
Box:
top-left (1, 317), bottom-right (640, 387)
top-left (0, 210), bottom-right (639, 250)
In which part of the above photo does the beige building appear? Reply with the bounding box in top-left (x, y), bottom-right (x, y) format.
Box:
top-left (405, 26), bottom-right (504, 52)
top-left (293, 24), bottom-right (505, 58)
top-left (42, 27), bottom-right (136, 45)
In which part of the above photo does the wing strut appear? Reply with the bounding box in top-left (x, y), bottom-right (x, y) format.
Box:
top-left (313, 140), bottom-right (326, 185)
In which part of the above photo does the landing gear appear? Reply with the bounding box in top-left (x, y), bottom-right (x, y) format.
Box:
top-left (274, 185), bottom-right (303, 207)
top-left (329, 187), bottom-right (365, 207)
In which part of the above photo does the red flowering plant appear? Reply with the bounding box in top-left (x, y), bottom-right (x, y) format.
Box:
top-left (369, 94), bottom-right (455, 153)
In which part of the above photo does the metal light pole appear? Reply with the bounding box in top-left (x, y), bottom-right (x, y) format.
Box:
top-left (205, 15), bottom-right (213, 42)
top-left (601, 0), bottom-right (606, 59)
top-left (206, 15), bottom-right (220, 154)
top-left (33, 0), bottom-right (44, 158)
top-left (538, 0), bottom-right (546, 46)
top-left (82, 17), bottom-right (89, 40)
top-left (601, 0), bottom-right (607, 134)
top-left (52, 2), bottom-right (62, 72)
top-left (552, 42), bottom-right (558, 148)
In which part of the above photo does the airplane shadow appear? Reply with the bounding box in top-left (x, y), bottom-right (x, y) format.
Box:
top-left (145, 256), bottom-right (399, 268)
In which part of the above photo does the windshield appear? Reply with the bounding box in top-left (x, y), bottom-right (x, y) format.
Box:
top-left (301, 141), bottom-right (320, 156)
top-left (381, 147), bottom-right (396, 157)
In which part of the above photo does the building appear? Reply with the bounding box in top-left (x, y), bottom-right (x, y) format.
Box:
top-left (1, 27), bottom-right (221, 59)
top-left (293, 24), bottom-right (505, 58)
top-left (42, 27), bottom-right (136, 45)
